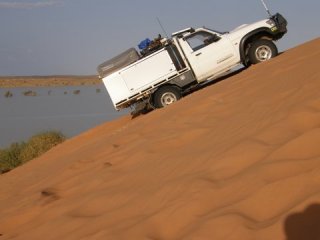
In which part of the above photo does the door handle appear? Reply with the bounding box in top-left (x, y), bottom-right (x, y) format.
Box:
top-left (195, 52), bottom-right (202, 56)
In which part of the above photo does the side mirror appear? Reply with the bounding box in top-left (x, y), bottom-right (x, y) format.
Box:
top-left (210, 34), bottom-right (221, 42)
top-left (204, 34), bottom-right (221, 45)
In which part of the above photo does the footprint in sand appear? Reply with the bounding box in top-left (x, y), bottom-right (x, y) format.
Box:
top-left (40, 188), bottom-right (60, 205)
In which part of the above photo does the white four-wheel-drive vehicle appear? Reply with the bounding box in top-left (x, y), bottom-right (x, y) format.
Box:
top-left (97, 13), bottom-right (287, 112)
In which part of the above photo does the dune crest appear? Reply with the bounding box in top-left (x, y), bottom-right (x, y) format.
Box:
top-left (1, 38), bottom-right (320, 240)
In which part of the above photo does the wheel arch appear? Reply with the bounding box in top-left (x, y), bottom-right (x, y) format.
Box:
top-left (152, 83), bottom-right (181, 94)
top-left (239, 27), bottom-right (275, 66)
top-left (151, 84), bottom-right (182, 108)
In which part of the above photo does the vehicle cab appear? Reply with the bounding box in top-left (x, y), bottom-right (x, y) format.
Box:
top-left (173, 27), bottom-right (240, 82)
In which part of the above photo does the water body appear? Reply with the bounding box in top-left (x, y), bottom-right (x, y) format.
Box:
top-left (0, 85), bottom-right (128, 148)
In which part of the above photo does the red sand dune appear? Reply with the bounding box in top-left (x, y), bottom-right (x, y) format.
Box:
top-left (1, 38), bottom-right (320, 240)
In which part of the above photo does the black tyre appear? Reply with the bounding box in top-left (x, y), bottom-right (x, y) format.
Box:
top-left (248, 39), bottom-right (278, 64)
top-left (153, 85), bottom-right (182, 108)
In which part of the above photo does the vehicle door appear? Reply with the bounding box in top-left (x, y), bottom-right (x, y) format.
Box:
top-left (180, 30), bottom-right (236, 82)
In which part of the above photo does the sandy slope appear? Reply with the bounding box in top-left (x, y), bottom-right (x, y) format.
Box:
top-left (1, 38), bottom-right (320, 240)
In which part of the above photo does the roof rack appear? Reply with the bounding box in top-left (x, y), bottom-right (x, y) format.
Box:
top-left (172, 27), bottom-right (195, 37)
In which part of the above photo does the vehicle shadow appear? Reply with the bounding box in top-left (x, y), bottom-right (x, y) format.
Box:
top-left (284, 203), bottom-right (320, 240)
top-left (131, 67), bottom-right (246, 118)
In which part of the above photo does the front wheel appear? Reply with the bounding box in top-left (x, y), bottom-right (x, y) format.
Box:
top-left (248, 39), bottom-right (278, 64)
top-left (153, 85), bottom-right (182, 108)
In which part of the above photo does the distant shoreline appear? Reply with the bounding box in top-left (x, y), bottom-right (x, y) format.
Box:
top-left (0, 75), bottom-right (102, 88)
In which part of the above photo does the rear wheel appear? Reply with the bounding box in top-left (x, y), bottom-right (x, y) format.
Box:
top-left (153, 86), bottom-right (182, 108)
top-left (248, 39), bottom-right (278, 64)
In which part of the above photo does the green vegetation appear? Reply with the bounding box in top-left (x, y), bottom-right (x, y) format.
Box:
top-left (73, 90), bottom-right (80, 95)
top-left (0, 131), bottom-right (65, 174)
top-left (4, 91), bottom-right (13, 98)
top-left (23, 90), bottom-right (37, 96)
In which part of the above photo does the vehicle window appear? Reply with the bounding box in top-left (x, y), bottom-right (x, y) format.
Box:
top-left (185, 31), bottom-right (218, 52)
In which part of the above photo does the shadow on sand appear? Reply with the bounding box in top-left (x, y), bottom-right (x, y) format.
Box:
top-left (131, 67), bottom-right (246, 118)
top-left (284, 203), bottom-right (320, 240)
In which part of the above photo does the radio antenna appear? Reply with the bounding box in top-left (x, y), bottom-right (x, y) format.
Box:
top-left (260, 0), bottom-right (272, 17)
top-left (156, 17), bottom-right (183, 69)
top-left (156, 17), bottom-right (169, 39)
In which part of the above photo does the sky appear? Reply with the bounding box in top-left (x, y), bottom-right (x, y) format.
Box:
top-left (0, 0), bottom-right (319, 76)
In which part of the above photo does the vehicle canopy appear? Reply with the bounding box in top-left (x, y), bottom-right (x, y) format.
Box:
top-left (97, 48), bottom-right (140, 79)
